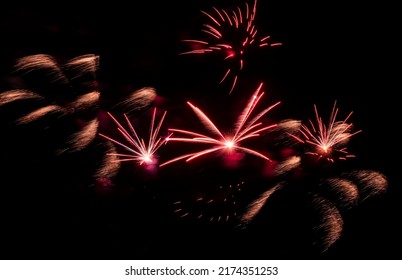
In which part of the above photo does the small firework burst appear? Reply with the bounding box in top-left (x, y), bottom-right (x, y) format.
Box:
top-left (289, 101), bottom-right (362, 163)
top-left (181, 0), bottom-right (281, 94)
top-left (99, 108), bottom-right (171, 167)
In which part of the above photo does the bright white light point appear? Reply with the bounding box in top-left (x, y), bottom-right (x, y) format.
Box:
top-left (142, 155), bottom-right (153, 163)
top-left (321, 145), bottom-right (329, 153)
top-left (225, 140), bottom-right (234, 148)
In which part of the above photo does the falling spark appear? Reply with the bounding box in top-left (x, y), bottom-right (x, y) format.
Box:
top-left (67, 91), bottom-right (100, 113)
top-left (16, 105), bottom-right (64, 124)
top-left (94, 141), bottom-right (121, 179)
top-left (181, 0), bottom-right (281, 94)
top-left (271, 119), bottom-right (301, 145)
top-left (63, 119), bottom-right (99, 153)
top-left (160, 83), bottom-right (280, 167)
top-left (64, 54), bottom-right (99, 80)
top-left (239, 183), bottom-right (283, 227)
top-left (274, 156), bottom-right (301, 176)
top-left (346, 170), bottom-right (388, 201)
top-left (15, 54), bottom-right (68, 84)
top-left (15, 54), bottom-right (60, 72)
top-left (289, 101), bottom-right (362, 162)
top-left (322, 177), bottom-right (359, 210)
top-left (114, 87), bottom-right (157, 114)
top-left (99, 108), bottom-right (170, 166)
top-left (312, 195), bottom-right (344, 253)
top-left (0, 90), bottom-right (43, 106)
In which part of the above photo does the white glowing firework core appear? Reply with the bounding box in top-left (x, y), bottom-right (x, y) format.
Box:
top-left (141, 154), bottom-right (153, 164)
top-left (225, 140), bottom-right (235, 149)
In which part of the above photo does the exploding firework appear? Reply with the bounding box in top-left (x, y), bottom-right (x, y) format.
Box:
top-left (181, 0), bottom-right (282, 94)
top-left (99, 108), bottom-right (170, 166)
top-left (289, 101), bottom-right (362, 163)
top-left (160, 83), bottom-right (280, 167)
top-left (238, 104), bottom-right (385, 254)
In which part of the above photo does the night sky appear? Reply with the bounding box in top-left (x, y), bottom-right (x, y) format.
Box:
top-left (0, 1), bottom-right (399, 260)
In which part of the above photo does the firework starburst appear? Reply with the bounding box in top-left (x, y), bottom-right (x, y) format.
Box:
top-left (99, 108), bottom-right (170, 166)
top-left (160, 83), bottom-right (280, 167)
top-left (289, 101), bottom-right (362, 162)
top-left (181, 0), bottom-right (281, 94)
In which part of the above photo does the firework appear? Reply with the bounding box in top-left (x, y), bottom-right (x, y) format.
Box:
top-left (342, 170), bottom-right (388, 202)
top-left (113, 87), bottom-right (157, 115)
top-left (172, 180), bottom-right (245, 224)
top-left (312, 194), bottom-right (344, 253)
top-left (93, 141), bottom-right (121, 179)
top-left (0, 54), bottom-right (101, 153)
top-left (181, 0), bottom-right (282, 94)
top-left (62, 119), bottom-right (100, 153)
top-left (0, 90), bottom-right (43, 106)
top-left (289, 101), bottom-right (362, 162)
top-left (239, 183), bottom-right (283, 227)
top-left (99, 108), bottom-right (170, 166)
top-left (160, 83), bottom-right (280, 167)
top-left (322, 177), bottom-right (360, 210)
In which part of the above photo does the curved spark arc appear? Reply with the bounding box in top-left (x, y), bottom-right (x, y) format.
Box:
top-left (0, 90), bottom-right (43, 106)
top-left (99, 108), bottom-right (170, 165)
top-left (181, 0), bottom-right (282, 94)
top-left (160, 83), bottom-right (279, 167)
top-left (289, 101), bottom-right (362, 162)
top-left (0, 54), bottom-right (102, 155)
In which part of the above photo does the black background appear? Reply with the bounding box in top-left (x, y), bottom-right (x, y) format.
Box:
top-left (0, 0), bottom-right (399, 260)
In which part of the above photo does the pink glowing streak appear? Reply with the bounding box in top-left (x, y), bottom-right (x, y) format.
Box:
top-left (290, 101), bottom-right (362, 162)
top-left (99, 108), bottom-right (170, 165)
top-left (160, 83), bottom-right (280, 167)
